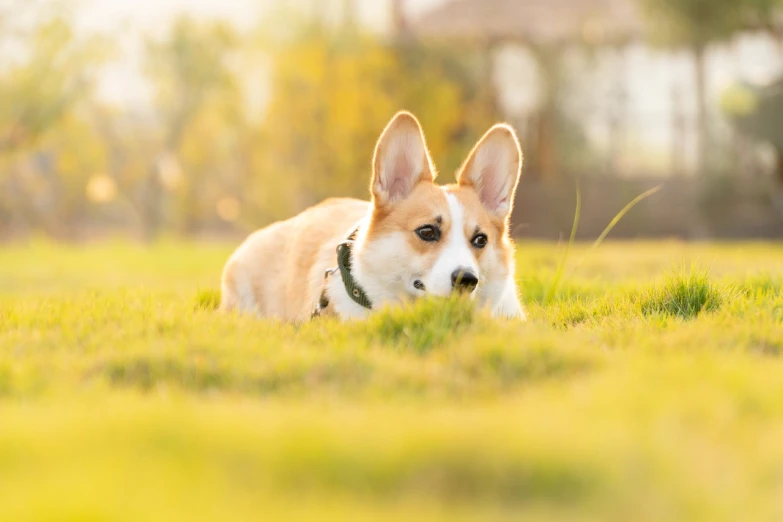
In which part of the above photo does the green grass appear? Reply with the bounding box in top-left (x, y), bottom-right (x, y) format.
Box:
top-left (639, 267), bottom-right (724, 319)
top-left (1, 239), bottom-right (783, 521)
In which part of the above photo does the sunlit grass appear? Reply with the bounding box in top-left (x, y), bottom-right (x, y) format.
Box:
top-left (1, 240), bottom-right (782, 521)
top-left (639, 266), bottom-right (725, 319)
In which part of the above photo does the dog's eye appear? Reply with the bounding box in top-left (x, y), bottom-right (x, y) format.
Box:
top-left (415, 225), bottom-right (440, 242)
top-left (471, 233), bottom-right (488, 249)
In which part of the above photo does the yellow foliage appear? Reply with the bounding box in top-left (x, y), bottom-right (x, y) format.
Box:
top-left (0, 14), bottom-right (497, 237)
top-left (44, 112), bottom-right (109, 212)
top-left (253, 30), bottom-right (495, 223)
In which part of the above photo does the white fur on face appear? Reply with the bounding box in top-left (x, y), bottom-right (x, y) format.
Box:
top-left (350, 210), bottom-right (524, 318)
top-left (353, 192), bottom-right (480, 305)
top-left (352, 227), bottom-right (418, 307)
top-left (355, 188), bottom-right (524, 314)
top-left (424, 192), bottom-right (479, 297)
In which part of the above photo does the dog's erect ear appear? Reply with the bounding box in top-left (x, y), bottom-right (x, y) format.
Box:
top-left (457, 124), bottom-right (522, 220)
top-left (371, 111), bottom-right (435, 207)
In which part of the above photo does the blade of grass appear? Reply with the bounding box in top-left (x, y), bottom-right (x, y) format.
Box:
top-left (590, 185), bottom-right (662, 252)
top-left (545, 182), bottom-right (581, 304)
top-left (546, 184), bottom-right (663, 304)
top-left (568, 185), bottom-right (663, 276)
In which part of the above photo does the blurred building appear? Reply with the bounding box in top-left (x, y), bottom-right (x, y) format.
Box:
top-left (408, 0), bottom-right (783, 238)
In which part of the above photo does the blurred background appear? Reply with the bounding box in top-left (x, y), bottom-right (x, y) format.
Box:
top-left (1, 0), bottom-right (782, 242)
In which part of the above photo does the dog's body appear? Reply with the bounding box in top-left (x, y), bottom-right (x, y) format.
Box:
top-left (220, 198), bottom-right (370, 320)
top-left (221, 112), bottom-right (525, 322)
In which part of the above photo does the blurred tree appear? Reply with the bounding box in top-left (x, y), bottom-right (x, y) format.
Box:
top-left (638, 0), bottom-right (744, 175)
top-left (0, 5), bottom-right (110, 237)
top-left (258, 27), bottom-right (399, 214)
top-left (0, 14), bottom-right (108, 155)
top-left (144, 16), bottom-right (240, 237)
top-left (743, 0), bottom-right (783, 44)
top-left (255, 20), bottom-right (493, 222)
top-left (638, 0), bottom-right (782, 174)
top-left (41, 111), bottom-right (108, 237)
top-left (88, 104), bottom-right (162, 235)
top-left (722, 79), bottom-right (783, 184)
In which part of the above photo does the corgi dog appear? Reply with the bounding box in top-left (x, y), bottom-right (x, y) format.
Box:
top-left (220, 111), bottom-right (525, 321)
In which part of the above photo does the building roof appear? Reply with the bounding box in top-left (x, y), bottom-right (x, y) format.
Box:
top-left (412, 0), bottom-right (644, 46)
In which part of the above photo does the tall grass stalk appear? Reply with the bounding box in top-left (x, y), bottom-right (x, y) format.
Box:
top-left (544, 183), bottom-right (581, 304)
top-left (545, 184), bottom-right (662, 303)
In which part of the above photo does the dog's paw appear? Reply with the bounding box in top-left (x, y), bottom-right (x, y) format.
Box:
top-left (492, 299), bottom-right (526, 321)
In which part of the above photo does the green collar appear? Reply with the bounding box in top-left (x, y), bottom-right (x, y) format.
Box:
top-left (335, 228), bottom-right (373, 310)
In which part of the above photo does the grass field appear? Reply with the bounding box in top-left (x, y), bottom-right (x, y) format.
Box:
top-left (1, 239), bottom-right (782, 521)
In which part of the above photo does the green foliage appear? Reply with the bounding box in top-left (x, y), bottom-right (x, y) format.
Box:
top-left (0, 14), bottom-right (110, 155)
top-left (638, 0), bottom-right (783, 48)
top-left (638, 0), bottom-right (756, 47)
top-left (143, 16), bottom-right (243, 234)
top-left (145, 16), bottom-right (239, 148)
top-left (0, 10), bottom-right (504, 237)
top-left (2, 2), bottom-right (783, 238)
top-left (738, 0), bottom-right (783, 32)
top-left (0, 8), bottom-right (112, 236)
top-left (253, 25), bottom-right (496, 222)
top-left (722, 78), bottom-right (783, 151)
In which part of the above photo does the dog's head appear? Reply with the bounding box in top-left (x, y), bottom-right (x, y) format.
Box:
top-left (353, 111), bottom-right (522, 308)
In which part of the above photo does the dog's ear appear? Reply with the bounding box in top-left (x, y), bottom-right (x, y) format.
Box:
top-left (457, 124), bottom-right (522, 220)
top-left (371, 111), bottom-right (435, 207)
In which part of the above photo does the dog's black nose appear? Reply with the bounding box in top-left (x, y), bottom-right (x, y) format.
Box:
top-left (451, 269), bottom-right (478, 292)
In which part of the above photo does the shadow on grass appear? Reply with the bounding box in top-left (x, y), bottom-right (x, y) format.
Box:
top-left (98, 351), bottom-right (373, 395)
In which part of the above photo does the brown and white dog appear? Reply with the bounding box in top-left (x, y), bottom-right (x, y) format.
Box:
top-left (220, 111), bottom-right (525, 321)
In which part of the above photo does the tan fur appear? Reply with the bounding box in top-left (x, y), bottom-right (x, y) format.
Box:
top-left (362, 183), bottom-right (504, 276)
top-left (220, 198), bottom-right (368, 320)
top-left (366, 182), bottom-right (449, 256)
top-left (448, 186), bottom-right (506, 258)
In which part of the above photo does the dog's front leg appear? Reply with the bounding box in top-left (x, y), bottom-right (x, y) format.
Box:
top-left (491, 277), bottom-right (526, 320)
